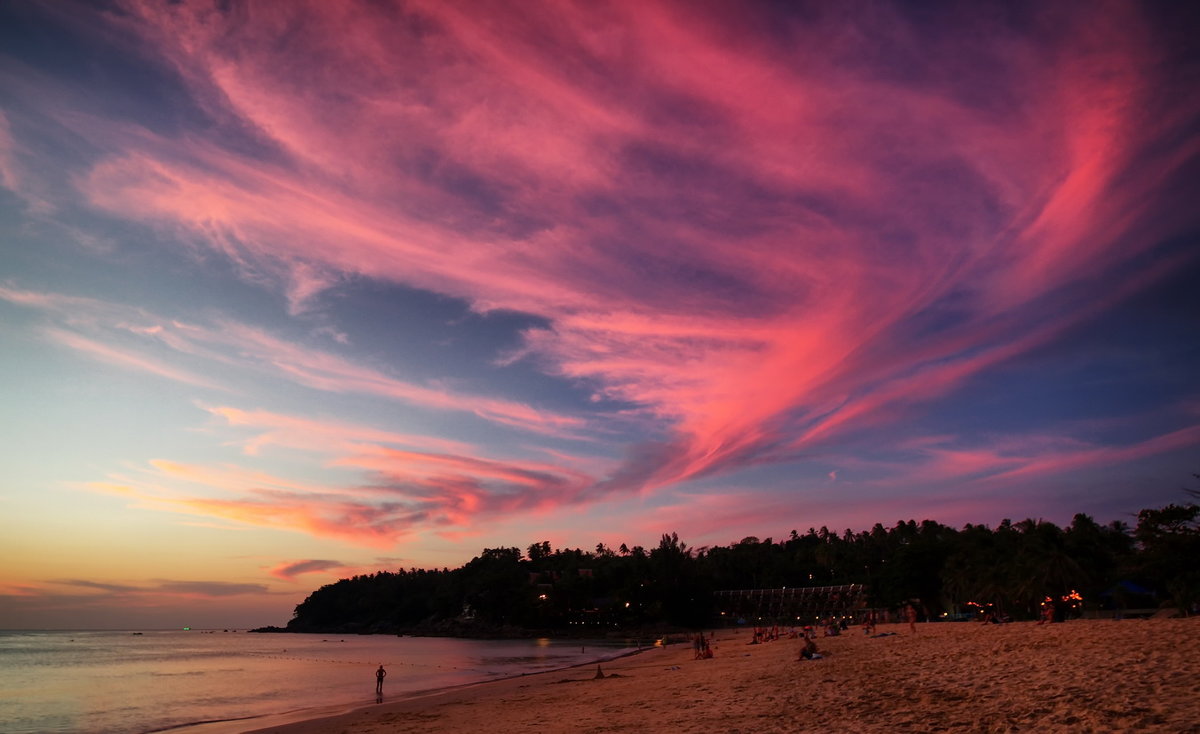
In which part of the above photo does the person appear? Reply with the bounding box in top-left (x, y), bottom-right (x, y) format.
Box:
top-left (905, 603), bottom-right (918, 634)
top-left (375, 664), bottom-right (386, 694)
top-left (798, 636), bottom-right (822, 660)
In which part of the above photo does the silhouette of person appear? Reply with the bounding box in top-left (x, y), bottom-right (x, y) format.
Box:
top-left (375, 664), bottom-right (386, 694)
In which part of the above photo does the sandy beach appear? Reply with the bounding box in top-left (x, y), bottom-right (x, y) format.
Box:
top-left (245, 618), bottom-right (1199, 733)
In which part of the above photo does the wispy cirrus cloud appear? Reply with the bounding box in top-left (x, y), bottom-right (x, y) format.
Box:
top-left (2, 0), bottom-right (1196, 557)
top-left (51, 578), bottom-right (270, 598)
top-left (90, 476), bottom-right (420, 549)
top-left (0, 284), bottom-right (587, 439)
top-left (86, 430), bottom-right (603, 545)
top-left (52, 0), bottom-right (1193, 500)
top-left (155, 580), bottom-right (271, 597)
top-left (201, 404), bottom-right (476, 457)
top-left (267, 559), bottom-right (347, 582)
top-left (977, 424), bottom-right (1200, 487)
top-left (826, 421), bottom-right (1200, 501)
top-left (42, 327), bottom-right (228, 391)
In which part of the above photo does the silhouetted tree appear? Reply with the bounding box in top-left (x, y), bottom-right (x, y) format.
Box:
top-left (282, 489), bottom-right (1197, 633)
top-left (1134, 503), bottom-right (1200, 612)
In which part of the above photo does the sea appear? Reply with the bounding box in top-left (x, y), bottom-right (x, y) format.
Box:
top-left (0, 629), bottom-right (643, 733)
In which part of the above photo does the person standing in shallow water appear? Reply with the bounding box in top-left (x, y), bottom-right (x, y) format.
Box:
top-left (375, 664), bottom-right (386, 694)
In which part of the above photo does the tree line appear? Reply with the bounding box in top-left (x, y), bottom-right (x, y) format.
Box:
top-left (279, 499), bottom-right (1199, 635)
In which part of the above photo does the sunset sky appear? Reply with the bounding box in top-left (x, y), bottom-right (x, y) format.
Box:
top-left (1, 0), bottom-right (1198, 629)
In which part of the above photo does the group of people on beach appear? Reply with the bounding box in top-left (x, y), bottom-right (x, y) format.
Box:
top-left (749, 625), bottom-right (785, 644)
top-left (369, 605), bottom-right (929, 693)
top-left (817, 617), bottom-right (849, 636)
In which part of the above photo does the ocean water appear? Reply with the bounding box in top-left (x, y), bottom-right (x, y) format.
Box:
top-left (0, 630), bottom-right (640, 733)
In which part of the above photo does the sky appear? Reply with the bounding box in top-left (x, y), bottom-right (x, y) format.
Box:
top-left (1, 0), bottom-right (1198, 629)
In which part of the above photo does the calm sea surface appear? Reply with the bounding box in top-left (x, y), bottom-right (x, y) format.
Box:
top-left (0, 630), bottom-right (640, 733)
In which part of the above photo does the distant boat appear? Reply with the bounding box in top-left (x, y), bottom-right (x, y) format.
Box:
top-left (131, 632), bottom-right (143, 636)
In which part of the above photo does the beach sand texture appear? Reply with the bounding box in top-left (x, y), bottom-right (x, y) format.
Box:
top-left (252, 619), bottom-right (1199, 734)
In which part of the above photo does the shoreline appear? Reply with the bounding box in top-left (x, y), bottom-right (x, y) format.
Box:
top-left (174, 642), bottom-right (657, 734)
top-left (214, 618), bottom-right (1199, 733)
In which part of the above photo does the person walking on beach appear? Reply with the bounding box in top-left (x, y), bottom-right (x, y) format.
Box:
top-left (375, 664), bottom-right (386, 694)
top-left (905, 603), bottom-right (918, 634)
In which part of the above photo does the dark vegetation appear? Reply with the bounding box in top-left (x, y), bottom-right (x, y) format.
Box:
top-left (276, 494), bottom-right (1200, 635)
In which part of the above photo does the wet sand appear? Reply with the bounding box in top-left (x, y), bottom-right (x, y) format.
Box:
top-left (247, 619), bottom-right (1200, 733)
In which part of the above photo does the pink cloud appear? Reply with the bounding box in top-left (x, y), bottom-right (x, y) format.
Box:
top-left (85, 464), bottom-right (415, 548)
top-left (145, 459), bottom-right (338, 496)
top-left (335, 445), bottom-right (597, 528)
top-left (127, 485), bottom-right (417, 549)
top-left (5, 0), bottom-right (1195, 530)
top-left (0, 583), bottom-right (43, 598)
top-left (267, 559), bottom-right (347, 582)
top-left (830, 423), bottom-right (1200, 497)
top-left (201, 404), bottom-right (477, 457)
top-left (86, 434), bottom-right (603, 547)
top-left (980, 424), bottom-right (1200, 486)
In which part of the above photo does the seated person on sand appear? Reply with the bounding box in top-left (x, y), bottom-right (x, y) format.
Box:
top-left (798, 637), bottom-right (823, 660)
